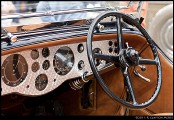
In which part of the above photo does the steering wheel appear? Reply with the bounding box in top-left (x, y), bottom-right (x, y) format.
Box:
top-left (86, 11), bottom-right (162, 109)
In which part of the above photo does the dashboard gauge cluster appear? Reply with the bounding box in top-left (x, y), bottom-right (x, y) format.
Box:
top-left (1, 40), bottom-right (116, 96)
top-left (30, 48), bottom-right (50, 91)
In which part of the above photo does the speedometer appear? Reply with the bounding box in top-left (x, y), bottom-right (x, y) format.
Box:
top-left (1, 54), bottom-right (28, 87)
top-left (53, 46), bottom-right (74, 75)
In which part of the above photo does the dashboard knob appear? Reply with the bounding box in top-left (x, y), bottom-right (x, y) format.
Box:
top-left (78, 60), bottom-right (85, 70)
top-left (77, 44), bottom-right (84, 53)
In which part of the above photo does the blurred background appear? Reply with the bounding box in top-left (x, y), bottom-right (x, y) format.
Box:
top-left (1, 1), bottom-right (173, 61)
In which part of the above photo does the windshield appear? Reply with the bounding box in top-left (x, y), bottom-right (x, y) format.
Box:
top-left (1, 1), bottom-right (137, 27)
top-left (1, 1), bottom-right (172, 28)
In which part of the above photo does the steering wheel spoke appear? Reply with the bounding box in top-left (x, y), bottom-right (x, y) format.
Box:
top-left (94, 53), bottom-right (119, 63)
top-left (122, 67), bottom-right (137, 104)
top-left (116, 16), bottom-right (124, 53)
top-left (139, 58), bottom-right (158, 65)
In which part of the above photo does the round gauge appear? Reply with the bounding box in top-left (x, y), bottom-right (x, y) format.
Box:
top-left (93, 48), bottom-right (102, 66)
top-left (1, 54), bottom-right (28, 87)
top-left (35, 74), bottom-right (48, 91)
top-left (31, 49), bottom-right (39, 60)
top-left (42, 60), bottom-right (50, 70)
top-left (53, 46), bottom-right (74, 75)
top-left (31, 62), bottom-right (40, 72)
top-left (42, 47), bottom-right (50, 58)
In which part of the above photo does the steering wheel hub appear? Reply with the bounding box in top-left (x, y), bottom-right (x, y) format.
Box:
top-left (119, 48), bottom-right (139, 67)
top-left (125, 48), bottom-right (139, 64)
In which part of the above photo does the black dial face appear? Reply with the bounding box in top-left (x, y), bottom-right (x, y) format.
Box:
top-left (42, 60), bottom-right (50, 70)
top-left (53, 46), bottom-right (74, 75)
top-left (35, 74), bottom-right (48, 91)
top-left (42, 47), bottom-right (50, 58)
top-left (31, 49), bottom-right (39, 60)
top-left (1, 54), bottom-right (28, 87)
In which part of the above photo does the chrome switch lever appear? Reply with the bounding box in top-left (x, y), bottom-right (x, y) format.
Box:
top-left (138, 65), bottom-right (146, 71)
top-left (134, 70), bottom-right (150, 82)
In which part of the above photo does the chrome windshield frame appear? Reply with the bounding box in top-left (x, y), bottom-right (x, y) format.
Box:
top-left (1, 7), bottom-right (111, 20)
top-left (1, 1), bottom-right (144, 20)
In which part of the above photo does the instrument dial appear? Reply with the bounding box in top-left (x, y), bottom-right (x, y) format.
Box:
top-left (35, 74), bottom-right (48, 91)
top-left (1, 54), bottom-right (28, 87)
top-left (42, 47), bottom-right (50, 58)
top-left (31, 62), bottom-right (40, 72)
top-left (31, 49), bottom-right (39, 60)
top-left (53, 46), bottom-right (74, 75)
top-left (42, 60), bottom-right (50, 70)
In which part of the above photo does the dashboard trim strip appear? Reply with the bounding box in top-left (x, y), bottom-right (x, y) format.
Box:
top-left (2, 33), bottom-right (147, 56)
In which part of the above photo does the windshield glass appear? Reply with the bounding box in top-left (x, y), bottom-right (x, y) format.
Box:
top-left (1, 1), bottom-right (132, 27)
top-left (2, 1), bottom-right (172, 28)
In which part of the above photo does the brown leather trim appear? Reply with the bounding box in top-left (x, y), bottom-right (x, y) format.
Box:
top-left (129, 46), bottom-right (173, 115)
top-left (2, 33), bottom-right (147, 56)
top-left (153, 113), bottom-right (173, 116)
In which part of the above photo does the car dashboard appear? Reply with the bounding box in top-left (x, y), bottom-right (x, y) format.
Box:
top-left (1, 1), bottom-right (173, 116)
top-left (1, 22), bottom-right (128, 96)
top-left (1, 16), bottom-right (173, 116)
top-left (2, 39), bottom-right (117, 96)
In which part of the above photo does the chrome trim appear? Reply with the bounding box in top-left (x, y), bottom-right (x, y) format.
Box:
top-left (134, 70), bottom-right (150, 82)
top-left (1, 7), bottom-right (110, 20)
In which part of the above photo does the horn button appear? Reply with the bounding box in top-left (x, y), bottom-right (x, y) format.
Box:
top-left (119, 48), bottom-right (139, 67)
